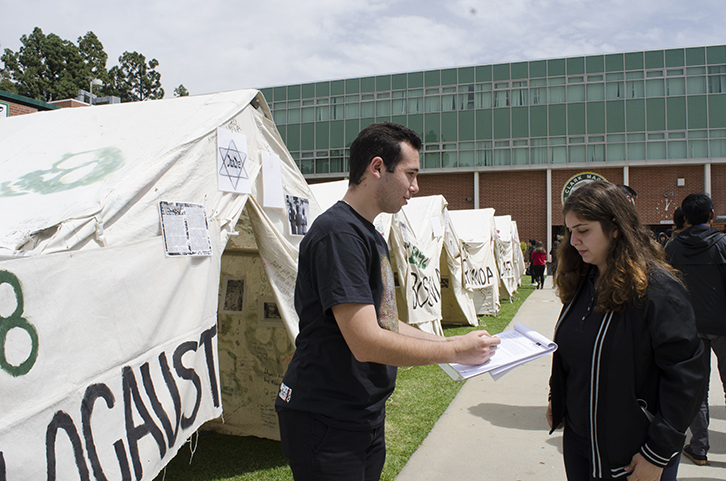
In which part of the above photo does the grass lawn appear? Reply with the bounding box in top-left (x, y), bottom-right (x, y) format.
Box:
top-left (155, 280), bottom-right (537, 481)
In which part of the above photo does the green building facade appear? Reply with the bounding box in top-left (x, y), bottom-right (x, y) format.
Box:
top-left (261, 45), bottom-right (726, 178)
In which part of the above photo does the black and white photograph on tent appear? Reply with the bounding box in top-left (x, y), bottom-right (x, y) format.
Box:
top-left (286, 195), bottom-right (309, 236)
top-left (258, 296), bottom-right (284, 327)
top-left (221, 276), bottom-right (245, 314)
top-left (158, 201), bottom-right (213, 257)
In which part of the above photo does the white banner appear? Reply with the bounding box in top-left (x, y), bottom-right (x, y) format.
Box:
top-left (0, 237), bottom-right (222, 480)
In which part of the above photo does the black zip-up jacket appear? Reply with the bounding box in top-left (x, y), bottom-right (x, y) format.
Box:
top-left (665, 224), bottom-right (726, 336)
top-left (549, 267), bottom-right (706, 479)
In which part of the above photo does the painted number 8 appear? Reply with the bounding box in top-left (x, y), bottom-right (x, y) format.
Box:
top-left (0, 271), bottom-right (39, 377)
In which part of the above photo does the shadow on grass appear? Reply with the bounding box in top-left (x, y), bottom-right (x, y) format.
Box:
top-left (154, 432), bottom-right (291, 481)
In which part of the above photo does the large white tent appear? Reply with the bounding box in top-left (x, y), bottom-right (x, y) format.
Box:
top-left (389, 196), bottom-right (477, 332)
top-left (0, 90), bottom-right (318, 480)
top-left (447, 208), bottom-right (501, 316)
top-left (494, 215), bottom-right (519, 299)
top-left (510, 220), bottom-right (526, 288)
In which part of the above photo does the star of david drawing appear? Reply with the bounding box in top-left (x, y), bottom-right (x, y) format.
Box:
top-left (218, 139), bottom-right (249, 190)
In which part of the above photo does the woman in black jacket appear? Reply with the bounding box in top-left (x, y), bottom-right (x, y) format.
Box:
top-left (546, 181), bottom-right (706, 481)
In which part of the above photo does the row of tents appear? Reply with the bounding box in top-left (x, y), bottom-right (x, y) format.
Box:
top-left (0, 90), bottom-right (524, 480)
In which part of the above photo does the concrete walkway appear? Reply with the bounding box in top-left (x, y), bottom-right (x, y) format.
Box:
top-left (396, 277), bottom-right (726, 480)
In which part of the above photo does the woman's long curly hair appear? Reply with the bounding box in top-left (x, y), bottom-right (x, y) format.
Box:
top-left (555, 181), bottom-right (679, 313)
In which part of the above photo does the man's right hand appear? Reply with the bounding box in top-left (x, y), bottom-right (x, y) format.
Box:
top-left (451, 331), bottom-right (500, 365)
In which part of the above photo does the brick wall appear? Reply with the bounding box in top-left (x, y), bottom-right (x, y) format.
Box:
top-left (414, 164), bottom-right (725, 246)
top-left (416, 173), bottom-right (475, 211)
top-left (8, 102), bottom-right (39, 116)
top-left (629, 165), bottom-right (705, 227)
top-left (712, 164), bottom-right (726, 231)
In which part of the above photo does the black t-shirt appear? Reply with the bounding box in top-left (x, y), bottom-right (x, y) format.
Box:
top-left (275, 201), bottom-right (399, 430)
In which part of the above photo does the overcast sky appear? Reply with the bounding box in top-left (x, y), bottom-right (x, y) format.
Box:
top-left (2, 0), bottom-right (725, 98)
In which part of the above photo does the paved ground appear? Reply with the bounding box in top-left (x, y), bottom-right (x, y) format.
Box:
top-left (396, 277), bottom-right (726, 480)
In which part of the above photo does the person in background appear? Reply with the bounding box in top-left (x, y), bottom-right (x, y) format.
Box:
top-left (664, 207), bottom-right (685, 248)
top-left (531, 241), bottom-right (547, 289)
top-left (617, 184), bottom-right (638, 205)
top-left (275, 122), bottom-right (500, 481)
top-left (665, 193), bottom-right (726, 467)
top-left (547, 181), bottom-right (705, 481)
top-left (657, 231), bottom-right (668, 246)
top-left (527, 239), bottom-right (537, 285)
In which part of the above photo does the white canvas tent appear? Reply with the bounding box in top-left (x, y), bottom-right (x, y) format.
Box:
top-left (447, 209), bottom-right (501, 316)
top-left (494, 215), bottom-right (519, 299)
top-left (388, 196), bottom-right (477, 333)
top-left (308, 179), bottom-right (348, 212)
top-left (510, 220), bottom-right (526, 288)
top-left (0, 90), bottom-right (319, 480)
top-left (309, 179), bottom-right (394, 240)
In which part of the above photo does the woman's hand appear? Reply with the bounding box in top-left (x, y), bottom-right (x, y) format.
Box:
top-left (625, 453), bottom-right (663, 481)
top-left (546, 401), bottom-right (563, 430)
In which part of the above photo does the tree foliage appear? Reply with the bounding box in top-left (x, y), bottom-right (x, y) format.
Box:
top-left (106, 51), bottom-right (164, 102)
top-left (174, 84), bottom-right (189, 97)
top-left (1, 27), bottom-right (89, 101)
top-left (1, 28), bottom-right (171, 103)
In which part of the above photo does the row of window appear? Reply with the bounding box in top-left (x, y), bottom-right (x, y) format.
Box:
top-left (272, 75), bottom-right (726, 124)
top-left (293, 137), bottom-right (726, 174)
top-left (277, 96), bottom-right (726, 152)
top-left (263, 46), bottom-right (726, 102)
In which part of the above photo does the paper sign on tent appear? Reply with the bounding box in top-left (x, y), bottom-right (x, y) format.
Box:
top-left (262, 151), bottom-right (285, 209)
top-left (217, 128), bottom-right (252, 194)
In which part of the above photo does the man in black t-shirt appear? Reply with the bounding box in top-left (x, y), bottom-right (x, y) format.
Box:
top-left (275, 122), bottom-right (501, 480)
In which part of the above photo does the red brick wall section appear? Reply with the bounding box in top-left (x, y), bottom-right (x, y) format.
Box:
top-left (307, 164), bottom-right (725, 240)
top-left (629, 165), bottom-right (705, 227)
top-left (477, 170), bottom-right (548, 245)
top-left (416, 173), bottom-right (475, 211)
top-left (7, 102), bottom-right (38, 116)
top-left (710, 164), bottom-right (726, 231)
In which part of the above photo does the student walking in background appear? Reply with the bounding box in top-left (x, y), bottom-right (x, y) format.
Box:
top-left (665, 193), bottom-right (726, 467)
top-left (547, 181), bottom-right (705, 481)
top-left (531, 241), bottom-right (547, 289)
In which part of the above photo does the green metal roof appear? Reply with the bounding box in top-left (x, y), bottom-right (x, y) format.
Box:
top-left (0, 89), bottom-right (60, 111)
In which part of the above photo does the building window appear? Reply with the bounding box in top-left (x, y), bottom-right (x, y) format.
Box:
top-left (494, 90), bottom-right (509, 107)
top-left (708, 75), bottom-right (726, 93)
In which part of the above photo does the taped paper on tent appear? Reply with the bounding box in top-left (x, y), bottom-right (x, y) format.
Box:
top-left (217, 128), bottom-right (252, 194)
top-left (261, 151), bottom-right (285, 209)
top-left (285, 195), bottom-right (310, 236)
top-left (159, 201), bottom-right (213, 256)
top-left (220, 275), bottom-right (246, 314)
top-left (258, 296), bottom-right (284, 328)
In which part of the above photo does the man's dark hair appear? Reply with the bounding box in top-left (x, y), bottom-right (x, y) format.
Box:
top-left (348, 122), bottom-right (422, 185)
top-left (681, 193), bottom-right (714, 225)
top-left (617, 184), bottom-right (638, 200)
top-left (673, 206), bottom-right (685, 230)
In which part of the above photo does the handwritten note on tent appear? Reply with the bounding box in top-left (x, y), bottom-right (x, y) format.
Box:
top-left (159, 201), bottom-right (213, 256)
top-left (440, 323), bottom-right (557, 381)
